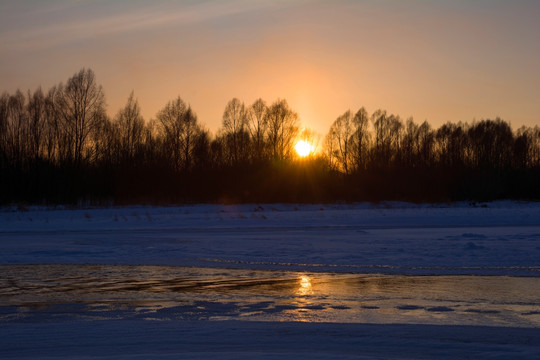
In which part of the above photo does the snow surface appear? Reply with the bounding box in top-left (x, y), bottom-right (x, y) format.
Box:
top-left (1, 202), bottom-right (539, 359)
top-left (1, 201), bottom-right (539, 275)
top-left (2, 321), bottom-right (539, 360)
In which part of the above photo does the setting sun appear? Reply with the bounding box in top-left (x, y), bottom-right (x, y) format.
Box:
top-left (295, 140), bottom-right (314, 157)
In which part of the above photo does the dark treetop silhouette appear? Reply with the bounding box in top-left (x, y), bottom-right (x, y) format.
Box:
top-left (1, 68), bottom-right (539, 204)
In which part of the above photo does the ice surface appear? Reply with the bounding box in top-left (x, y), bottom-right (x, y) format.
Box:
top-left (1, 202), bottom-right (539, 359)
top-left (2, 265), bottom-right (538, 327)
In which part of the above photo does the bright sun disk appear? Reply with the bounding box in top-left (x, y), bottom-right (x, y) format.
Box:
top-left (295, 140), bottom-right (313, 157)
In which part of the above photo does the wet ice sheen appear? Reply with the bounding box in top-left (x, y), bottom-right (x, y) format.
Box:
top-left (1, 264), bottom-right (538, 327)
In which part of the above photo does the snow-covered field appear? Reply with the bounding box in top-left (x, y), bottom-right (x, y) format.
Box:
top-left (1, 202), bottom-right (539, 275)
top-left (1, 202), bottom-right (539, 359)
top-left (3, 320), bottom-right (539, 360)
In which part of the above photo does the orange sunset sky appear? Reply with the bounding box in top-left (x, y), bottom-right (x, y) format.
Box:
top-left (1, 0), bottom-right (539, 135)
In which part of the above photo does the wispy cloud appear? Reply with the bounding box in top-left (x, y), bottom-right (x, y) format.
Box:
top-left (0, 0), bottom-right (302, 53)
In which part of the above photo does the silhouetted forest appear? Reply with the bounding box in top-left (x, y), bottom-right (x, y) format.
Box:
top-left (1, 68), bottom-right (539, 205)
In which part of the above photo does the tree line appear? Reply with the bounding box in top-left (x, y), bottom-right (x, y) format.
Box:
top-left (1, 68), bottom-right (539, 204)
top-left (325, 108), bottom-right (540, 173)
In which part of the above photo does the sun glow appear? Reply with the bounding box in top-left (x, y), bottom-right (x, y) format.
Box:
top-left (295, 140), bottom-right (314, 157)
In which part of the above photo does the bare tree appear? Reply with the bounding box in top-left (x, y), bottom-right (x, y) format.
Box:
top-left (114, 91), bottom-right (144, 162)
top-left (54, 68), bottom-right (107, 166)
top-left (221, 98), bottom-right (249, 164)
top-left (265, 99), bottom-right (299, 161)
top-left (401, 118), bottom-right (418, 166)
top-left (26, 88), bottom-right (47, 163)
top-left (417, 120), bottom-right (434, 166)
top-left (0, 92), bottom-right (10, 167)
top-left (192, 128), bottom-right (212, 169)
top-left (350, 107), bottom-right (370, 171)
top-left (515, 125), bottom-right (540, 168)
top-left (247, 98), bottom-right (268, 162)
top-left (4, 90), bottom-right (28, 168)
top-left (531, 126), bottom-right (540, 168)
top-left (43, 85), bottom-right (65, 164)
top-left (156, 96), bottom-right (200, 172)
top-left (435, 122), bottom-right (467, 168)
top-left (90, 115), bottom-right (116, 166)
top-left (467, 118), bottom-right (514, 170)
top-left (400, 119), bottom-right (434, 167)
top-left (371, 109), bottom-right (402, 167)
top-left (325, 108), bottom-right (371, 173)
top-left (514, 126), bottom-right (531, 169)
top-left (325, 110), bottom-right (355, 174)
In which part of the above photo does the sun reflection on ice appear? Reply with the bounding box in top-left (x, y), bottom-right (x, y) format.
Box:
top-left (297, 275), bottom-right (313, 296)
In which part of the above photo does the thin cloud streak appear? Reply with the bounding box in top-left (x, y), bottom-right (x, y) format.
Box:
top-left (1, 0), bottom-right (302, 53)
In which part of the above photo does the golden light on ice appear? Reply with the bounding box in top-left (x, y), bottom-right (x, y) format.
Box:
top-left (297, 275), bottom-right (313, 296)
top-left (295, 140), bottom-right (314, 157)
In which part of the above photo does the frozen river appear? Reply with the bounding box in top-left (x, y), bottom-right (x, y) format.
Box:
top-left (1, 265), bottom-right (538, 327)
top-left (1, 203), bottom-right (539, 359)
